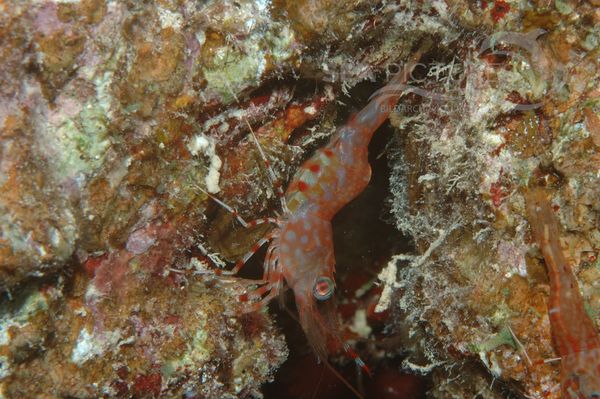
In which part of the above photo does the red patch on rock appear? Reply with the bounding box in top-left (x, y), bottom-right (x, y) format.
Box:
top-left (83, 254), bottom-right (108, 278)
top-left (250, 94), bottom-right (271, 107)
top-left (116, 366), bottom-right (129, 379)
top-left (490, 179), bottom-right (506, 208)
top-left (240, 312), bottom-right (265, 338)
top-left (111, 380), bottom-right (130, 397)
top-left (491, 1), bottom-right (510, 23)
top-left (133, 373), bottom-right (162, 397)
top-left (163, 314), bottom-right (181, 325)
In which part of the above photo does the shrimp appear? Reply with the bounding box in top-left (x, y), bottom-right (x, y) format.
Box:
top-left (205, 50), bottom-right (424, 379)
top-left (525, 187), bottom-right (600, 399)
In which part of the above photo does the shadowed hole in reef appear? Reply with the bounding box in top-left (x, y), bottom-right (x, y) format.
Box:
top-left (262, 80), bottom-right (429, 399)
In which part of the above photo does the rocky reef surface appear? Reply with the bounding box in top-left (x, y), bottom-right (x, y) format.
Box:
top-left (377, 2), bottom-right (600, 398)
top-left (0, 0), bottom-right (598, 398)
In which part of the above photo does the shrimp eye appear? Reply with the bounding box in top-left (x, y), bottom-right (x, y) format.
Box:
top-left (313, 276), bottom-right (334, 301)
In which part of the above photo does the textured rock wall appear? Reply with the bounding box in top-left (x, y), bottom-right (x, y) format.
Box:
top-left (1, 0), bottom-right (598, 398)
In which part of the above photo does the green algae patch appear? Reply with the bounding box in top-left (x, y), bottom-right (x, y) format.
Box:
top-left (468, 326), bottom-right (517, 354)
top-left (51, 101), bottom-right (111, 179)
top-left (202, 25), bottom-right (295, 103)
top-left (161, 311), bottom-right (211, 379)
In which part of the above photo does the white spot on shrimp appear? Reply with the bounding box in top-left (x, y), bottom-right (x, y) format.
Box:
top-left (285, 230), bottom-right (297, 241)
top-left (314, 235), bottom-right (321, 246)
top-left (318, 152), bottom-right (331, 166)
top-left (303, 219), bottom-right (311, 230)
top-left (337, 167), bottom-right (347, 183)
top-left (302, 169), bottom-right (316, 185)
top-left (280, 244), bottom-right (290, 254)
top-left (300, 235), bottom-right (308, 244)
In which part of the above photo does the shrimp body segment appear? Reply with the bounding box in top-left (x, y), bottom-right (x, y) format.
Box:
top-left (525, 188), bottom-right (600, 398)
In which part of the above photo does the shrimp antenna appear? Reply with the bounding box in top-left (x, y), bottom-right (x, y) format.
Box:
top-left (321, 358), bottom-right (366, 399)
top-left (223, 80), bottom-right (290, 214)
top-left (196, 185), bottom-right (279, 229)
top-left (310, 366), bottom-right (326, 399)
top-left (244, 119), bottom-right (290, 214)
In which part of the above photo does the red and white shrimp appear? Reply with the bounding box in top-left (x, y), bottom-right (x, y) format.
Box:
top-left (525, 188), bottom-right (600, 399)
top-left (204, 51), bottom-right (423, 378)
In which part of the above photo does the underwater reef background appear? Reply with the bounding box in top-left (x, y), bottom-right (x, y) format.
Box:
top-left (0, 0), bottom-right (599, 398)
